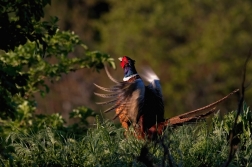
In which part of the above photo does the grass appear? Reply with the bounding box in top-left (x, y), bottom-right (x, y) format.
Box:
top-left (1, 107), bottom-right (252, 167)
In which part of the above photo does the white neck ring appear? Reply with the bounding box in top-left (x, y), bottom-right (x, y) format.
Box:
top-left (123, 74), bottom-right (138, 81)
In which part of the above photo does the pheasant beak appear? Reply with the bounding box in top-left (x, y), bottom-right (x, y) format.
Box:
top-left (118, 57), bottom-right (122, 61)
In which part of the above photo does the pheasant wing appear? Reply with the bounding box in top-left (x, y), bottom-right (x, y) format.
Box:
top-left (140, 67), bottom-right (165, 130)
top-left (94, 67), bottom-right (145, 125)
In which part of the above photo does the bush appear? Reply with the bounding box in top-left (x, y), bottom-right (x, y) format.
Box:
top-left (1, 105), bottom-right (251, 166)
top-left (0, 0), bottom-right (115, 161)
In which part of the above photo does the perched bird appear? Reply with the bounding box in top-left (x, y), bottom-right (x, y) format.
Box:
top-left (94, 56), bottom-right (164, 138)
top-left (94, 56), bottom-right (239, 139)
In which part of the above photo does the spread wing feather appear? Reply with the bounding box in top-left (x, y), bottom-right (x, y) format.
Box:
top-left (140, 67), bottom-right (165, 130)
top-left (103, 103), bottom-right (120, 113)
top-left (96, 99), bottom-right (118, 105)
top-left (94, 67), bottom-right (145, 124)
top-left (141, 86), bottom-right (165, 130)
top-left (141, 66), bottom-right (163, 97)
top-left (94, 92), bottom-right (119, 98)
top-left (93, 83), bottom-right (119, 92)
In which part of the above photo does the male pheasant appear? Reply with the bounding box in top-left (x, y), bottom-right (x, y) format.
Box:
top-left (94, 56), bottom-right (239, 139)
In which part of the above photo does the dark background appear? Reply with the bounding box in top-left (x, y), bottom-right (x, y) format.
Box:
top-left (37, 0), bottom-right (252, 122)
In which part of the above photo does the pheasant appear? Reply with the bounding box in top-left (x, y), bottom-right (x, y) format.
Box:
top-left (94, 56), bottom-right (239, 139)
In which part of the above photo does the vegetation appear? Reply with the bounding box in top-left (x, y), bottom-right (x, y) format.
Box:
top-left (0, 0), bottom-right (114, 163)
top-left (1, 107), bottom-right (251, 166)
top-left (0, 0), bottom-right (252, 166)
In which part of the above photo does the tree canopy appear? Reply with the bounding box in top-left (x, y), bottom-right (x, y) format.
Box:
top-left (0, 0), bottom-right (114, 142)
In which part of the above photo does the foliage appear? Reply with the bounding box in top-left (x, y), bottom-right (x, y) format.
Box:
top-left (0, 29), bottom-right (114, 120)
top-left (70, 106), bottom-right (96, 127)
top-left (0, 0), bottom-right (115, 160)
top-left (0, 0), bottom-right (57, 51)
top-left (0, 29), bottom-right (115, 158)
top-left (0, 105), bottom-right (251, 166)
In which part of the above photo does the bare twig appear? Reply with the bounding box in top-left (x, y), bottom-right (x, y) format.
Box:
top-left (160, 137), bottom-right (175, 167)
top-left (222, 50), bottom-right (252, 167)
top-left (137, 145), bottom-right (155, 167)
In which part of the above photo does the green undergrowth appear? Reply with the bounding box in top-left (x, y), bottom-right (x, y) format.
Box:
top-left (1, 106), bottom-right (252, 167)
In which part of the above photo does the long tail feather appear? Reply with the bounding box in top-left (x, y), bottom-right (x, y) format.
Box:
top-left (163, 89), bottom-right (239, 126)
top-left (166, 107), bottom-right (216, 126)
top-left (179, 89), bottom-right (239, 119)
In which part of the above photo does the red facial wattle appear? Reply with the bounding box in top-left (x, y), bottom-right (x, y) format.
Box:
top-left (120, 56), bottom-right (129, 68)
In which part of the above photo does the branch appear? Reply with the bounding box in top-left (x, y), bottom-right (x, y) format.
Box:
top-left (222, 49), bottom-right (252, 167)
top-left (137, 145), bottom-right (155, 167)
top-left (160, 137), bottom-right (175, 167)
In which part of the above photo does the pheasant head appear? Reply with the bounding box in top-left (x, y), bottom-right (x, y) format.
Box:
top-left (118, 56), bottom-right (138, 81)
